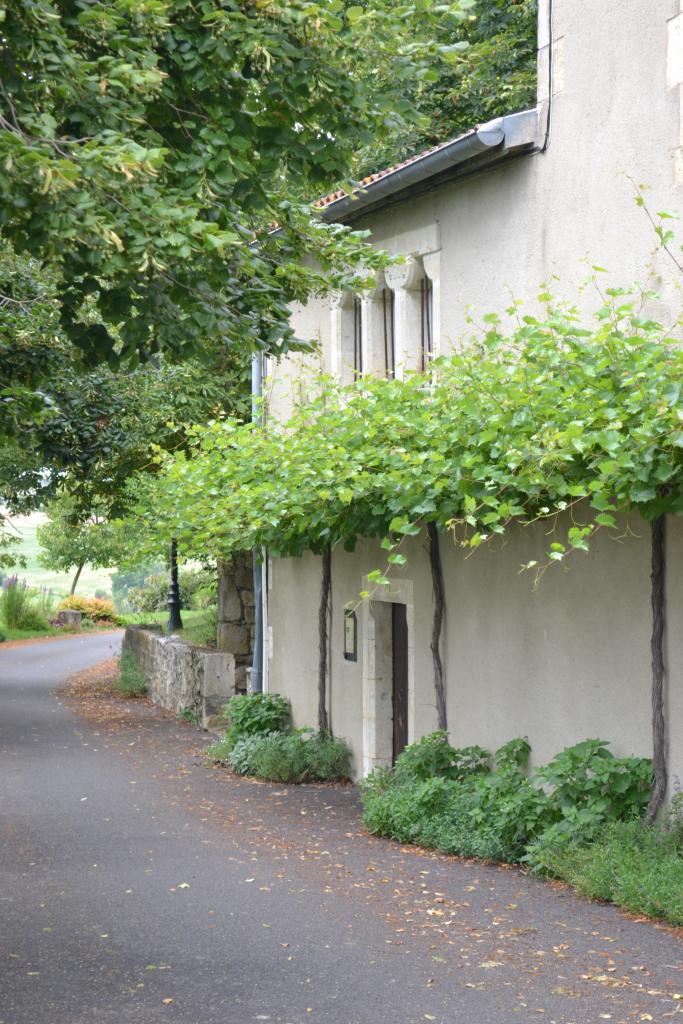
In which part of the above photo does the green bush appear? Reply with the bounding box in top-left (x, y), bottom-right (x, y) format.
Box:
top-left (533, 820), bottom-right (683, 926)
top-left (393, 731), bottom-right (490, 783)
top-left (115, 652), bottom-right (147, 697)
top-left (57, 595), bottom-right (120, 623)
top-left (226, 733), bottom-right (276, 774)
top-left (221, 692), bottom-right (290, 750)
top-left (536, 738), bottom-right (652, 823)
top-left (361, 733), bottom-right (654, 868)
top-left (246, 730), bottom-right (352, 784)
top-left (128, 568), bottom-right (217, 614)
top-left (362, 738), bottom-right (554, 864)
top-left (0, 577), bottom-right (49, 631)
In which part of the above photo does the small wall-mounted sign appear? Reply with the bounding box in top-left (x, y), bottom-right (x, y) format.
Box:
top-left (343, 608), bottom-right (358, 662)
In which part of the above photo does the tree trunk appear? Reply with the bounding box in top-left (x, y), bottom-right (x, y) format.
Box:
top-left (318, 546), bottom-right (331, 735)
top-left (70, 560), bottom-right (85, 596)
top-left (427, 522), bottom-right (447, 732)
top-left (646, 515), bottom-right (667, 824)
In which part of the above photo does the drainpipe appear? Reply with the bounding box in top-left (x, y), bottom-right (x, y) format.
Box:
top-left (250, 351), bottom-right (264, 693)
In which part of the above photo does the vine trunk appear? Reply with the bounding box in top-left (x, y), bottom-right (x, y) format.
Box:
top-left (646, 515), bottom-right (667, 824)
top-left (318, 546), bottom-right (331, 735)
top-left (427, 522), bottom-right (447, 732)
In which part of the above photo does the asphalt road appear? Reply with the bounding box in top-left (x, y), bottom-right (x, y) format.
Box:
top-left (1, 634), bottom-right (682, 1024)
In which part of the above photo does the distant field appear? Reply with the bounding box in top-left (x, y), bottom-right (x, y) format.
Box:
top-left (3, 514), bottom-right (114, 599)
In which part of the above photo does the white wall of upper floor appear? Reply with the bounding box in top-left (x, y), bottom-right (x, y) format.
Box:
top-left (266, 0), bottom-right (683, 420)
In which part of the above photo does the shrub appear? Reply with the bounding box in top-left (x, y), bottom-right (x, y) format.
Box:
top-left (115, 651), bottom-right (147, 697)
top-left (221, 692), bottom-right (290, 750)
top-left (246, 730), bottom-right (352, 784)
top-left (303, 732), bottom-right (352, 781)
top-left (393, 730), bottom-right (490, 783)
top-left (533, 820), bottom-right (683, 926)
top-left (362, 737), bottom-right (553, 864)
top-left (535, 739), bottom-right (653, 824)
top-left (226, 733), bottom-right (276, 774)
top-left (57, 595), bottom-right (119, 623)
top-left (361, 734), bottom-right (654, 867)
top-left (0, 577), bottom-right (50, 631)
top-left (128, 568), bottom-right (217, 613)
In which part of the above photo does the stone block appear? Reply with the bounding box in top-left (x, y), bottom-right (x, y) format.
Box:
top-left (218, 572), bottom-right (243, 622)
top-left (56, 609), bottom-right (82, 628)
top-left (234, 664), bottom-right (248, 693)
top-left (217, 621), bottom-right (252, 656)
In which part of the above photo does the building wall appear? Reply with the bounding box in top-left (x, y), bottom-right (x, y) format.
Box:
top-left (266, 0), bottom-right (683, 783)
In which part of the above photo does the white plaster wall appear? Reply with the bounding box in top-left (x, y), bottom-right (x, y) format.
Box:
top-left (266, 0), bottom-right (683, 783)
top-left (269, 521), bottom-right (682, 784)
top-left (267, 551), bottom-right (321, 732)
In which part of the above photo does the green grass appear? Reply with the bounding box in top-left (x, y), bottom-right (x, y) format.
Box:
top-left (119, 609), bottom-right (216, 647)
top-left (4, 514), bottom-right (115, 598)
top-left (0, 621), bottom-right (122, 642)
top-left (1, 625), bottom-right (62, 641)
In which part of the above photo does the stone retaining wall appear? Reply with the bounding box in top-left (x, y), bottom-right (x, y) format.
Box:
top-left (122, 625), bottom-right (236, 727)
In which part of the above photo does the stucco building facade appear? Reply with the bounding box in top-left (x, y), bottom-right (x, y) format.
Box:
top-left (261, 0), bottom-right (683, 784)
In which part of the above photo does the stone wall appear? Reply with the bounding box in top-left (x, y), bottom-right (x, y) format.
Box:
top-left (122, 625), bottom-right (236, 727)
top-left (217, 554), bottom-right (254, 692)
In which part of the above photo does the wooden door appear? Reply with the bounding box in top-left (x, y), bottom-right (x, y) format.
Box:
top-left (392, 603), bottom-right (408, 762)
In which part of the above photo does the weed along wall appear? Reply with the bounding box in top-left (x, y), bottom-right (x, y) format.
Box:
top-left (122, 626), bottom-right (236, 727)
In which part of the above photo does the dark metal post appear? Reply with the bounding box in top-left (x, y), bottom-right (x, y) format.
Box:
top-left (167, 538), bottom-right (183, 632)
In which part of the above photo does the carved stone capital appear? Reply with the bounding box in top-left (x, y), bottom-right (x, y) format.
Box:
top-left (384, 257), bottom-right (421, 291)
top-left (422, 251), bottom-right (440, 282)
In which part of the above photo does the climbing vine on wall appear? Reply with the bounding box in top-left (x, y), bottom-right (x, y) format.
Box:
top-left (130, 283), bottom-right (683, 568)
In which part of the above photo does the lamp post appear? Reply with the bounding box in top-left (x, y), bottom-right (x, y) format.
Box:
top-left (167, 538), bottom-right (183, 632)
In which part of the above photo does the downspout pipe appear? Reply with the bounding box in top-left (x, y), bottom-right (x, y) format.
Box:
top-left (250, 351), bottom-right (264, 693)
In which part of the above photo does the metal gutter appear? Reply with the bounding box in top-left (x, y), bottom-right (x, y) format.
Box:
top-left (318, 108), bottom-right (540, 224)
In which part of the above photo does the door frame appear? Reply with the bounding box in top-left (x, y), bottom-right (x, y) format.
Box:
top-left (361, 576), bottom-right (415, 777)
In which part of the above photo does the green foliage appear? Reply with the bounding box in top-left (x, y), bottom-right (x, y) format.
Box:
top-left (393, 730), bottom-right (490, 783)
top-left (0, 0), bottom-right (476, 366)
top-left (361, 733), bottom-right (654, 867)
top-left (58, 595), bottom-right (119, 623)
top-left (111, 565), bottom-right (163, 609)
top-left (129, 283), bottom-right (683, 577)
top-left (115, 651), bottom-right (147, 697)
top-left (37, 495), bottom-right (128, 580)
top-left (357, 0), bottom-right (538, 174)
top-left (532, 821), bottom-right (683, 926)
top-left (221, 693), bottom-right (291, 751)
top-left (205, 736), bottom-right (236, 765)
top-left (233, 730), bottom-right (351, 784)
top-left (536, 738), bottom-right (653, 823)
top-left (225, 733), bottom-right (276, 775)
top-left (177, 607), bottom-right (218, 649)
top-left (0, 576), bottom-right (49, 631)
top-left (128, 568), bottom-right (217, 614)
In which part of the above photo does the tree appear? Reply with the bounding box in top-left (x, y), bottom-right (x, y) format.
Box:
top-left (0, 0), bottom-right (476, 366)
top-left (356, 0), bottom-right (538, 174)
top-left (37, 495), bottom-right (128, 594)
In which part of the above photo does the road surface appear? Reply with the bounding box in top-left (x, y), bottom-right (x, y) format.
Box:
top-left (1, 634), bottom-right (682, 1024)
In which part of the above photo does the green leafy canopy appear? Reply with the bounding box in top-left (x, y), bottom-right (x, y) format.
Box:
top-left (0, 0), bottom-right (478, 363)
top-left (126, 276), bottom-right (683, 575)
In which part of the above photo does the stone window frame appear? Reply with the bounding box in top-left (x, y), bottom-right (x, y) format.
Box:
top-left (360, 575), bottom-right (415, 776)
top-left (383, 251), bottom-right (441, 379)
top-left (331, 289), bottom-right (364, 385)
top-left (330, 250), bottom-right (440, 384)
